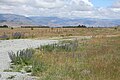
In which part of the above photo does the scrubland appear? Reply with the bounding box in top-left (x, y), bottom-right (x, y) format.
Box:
top-left (0, 27), bottom-right (120, 80)
top-left (34, 36), bottom-right (120, 80)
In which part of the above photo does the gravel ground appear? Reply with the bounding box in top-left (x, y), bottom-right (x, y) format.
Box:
top-left (0, 39), bottom-right (58, 80)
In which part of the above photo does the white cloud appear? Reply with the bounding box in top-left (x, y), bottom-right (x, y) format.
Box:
top-left (104, 0), bottom-right (120, 19)
top-left (0, 0), bottom-right (28, 6)
top-left (111, 0), bottom-right (120, 8)
top-left (0, 0), bottom-right (120, 19)
top-left (65, 0), bottom-right (93, 11)
top-left (29, 0), bottom-right (65, 9)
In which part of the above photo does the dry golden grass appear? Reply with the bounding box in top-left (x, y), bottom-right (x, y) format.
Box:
top-left (4, 27), bottom-right (120, 80)
top-left (32, 36), bottom-right (120, 80)
top-left (0, 27), bottom-right (120, 39)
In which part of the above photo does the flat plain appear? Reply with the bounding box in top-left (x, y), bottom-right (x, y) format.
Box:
top-left (0, 27), bottom-right (120, 80)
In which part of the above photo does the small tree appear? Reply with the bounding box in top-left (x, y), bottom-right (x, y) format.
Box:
top-left (114, 27), bottom-right (118, 30)
top-left (3, 25), bottom-right (8, 28)
top-left (31, 27), bottom-right (34, 30)
top-left (11, 27), bottom-right (14, 30)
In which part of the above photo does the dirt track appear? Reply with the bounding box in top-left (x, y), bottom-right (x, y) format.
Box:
top-left (0, 39), bottom-right (58, 80)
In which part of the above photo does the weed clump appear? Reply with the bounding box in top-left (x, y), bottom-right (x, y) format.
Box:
top-left (39, 39), bottom-right (78, 53)
top-left (8, 48), bottom-right (35, 65)
top-left (8, 48), bottom-right (48, 75)
top-left (0, 32), bottom-right (9, 40)
top-left (12, 32), bottom-right (25, 39)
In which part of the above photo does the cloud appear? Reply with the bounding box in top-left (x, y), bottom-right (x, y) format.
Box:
top-left (0, 0), bottom-right (120, 19)
top-left (0, 0), bottom-right (65, 9)
top-left (0, 0), bottom-right (28, 6)
top-left (31, 0), bottom-right (65, 9)
top-left (109, 0), bottom-right (120, 13)
top-left (104, 0), bottom-right (120, 18)
top-left (66, 0), bottom-right (93, 11)
top-left (0, 0), bottom-right (93, 15)
top-left (111, 0), bottom-right (120, 8)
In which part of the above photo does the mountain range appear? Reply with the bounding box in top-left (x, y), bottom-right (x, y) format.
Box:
top-left (0, 14), bottom-right (120, 27)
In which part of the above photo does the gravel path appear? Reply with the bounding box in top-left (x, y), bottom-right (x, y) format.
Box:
top-left (0, 39), bottom-right (58, 80)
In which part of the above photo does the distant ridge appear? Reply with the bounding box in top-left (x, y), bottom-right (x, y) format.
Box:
top-left (0, 14), bottom-right (34, 27)
top-left (0, 14), bottom-right (120, 27)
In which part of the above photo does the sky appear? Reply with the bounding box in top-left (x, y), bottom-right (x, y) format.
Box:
top-left (91, 0), bottom-right (114, 8)
top-left (0, 0), bottom-right (120, 19)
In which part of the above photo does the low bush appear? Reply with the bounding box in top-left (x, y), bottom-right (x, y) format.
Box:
top-left (11, 27), bottom-right (14, 30)
top-left (31, 27), bottom-right (34, 30)
top-left (8, 48), bottom-right (48, 75)
top-left (39, 39), bottom-right (78, 53)
top-left (8, 48), bottom-right (35, 65)
top-left (12, 32), bottom-right (25, 39)
top-left (0, 32), bottom-right (9, 40)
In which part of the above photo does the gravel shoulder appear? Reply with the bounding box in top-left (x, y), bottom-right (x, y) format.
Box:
top-left (0, 39), bottom-right (58, 80)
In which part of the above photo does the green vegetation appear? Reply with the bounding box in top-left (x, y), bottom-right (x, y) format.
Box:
top-left (21, 26), bottom-right (50, 28)
top-left (0, 25), bottom-right (8, 28)
top-left (8, 48), bottom-right (35, 72)
top-left (8, 48), bottom-right (35, 65)
top-left (31, 27), bottom-right (34, 30)
top-left (11, 27), bottom-right (14, 30)
top-left (39, 39), bottom-right (78, 53)
top-left (8, 36), bottom-right (120, 80)
top-left (7, 75), bottom-right (16, 79)
top-left (63, 25), bottom-right (87, 28)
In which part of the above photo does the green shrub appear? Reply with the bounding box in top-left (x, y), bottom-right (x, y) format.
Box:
top-left (24, 66), bottom-right (32, 73)
top-left (0, 25), bottom-right (8, 28)
top-left (66, 33), bottom-right (73, 36)
top-left (11, 27), bottom-right (14, 30)
top-left (32, 57), bottom-right (47, 75)
top-left (31, 27), bottom-right (34, 30)
top-left (8, 48), bottom-right (48, 75)
top-left (8, 48), bottom-right (35, 65)
top-left (39, 39), bottom-right (78, 53)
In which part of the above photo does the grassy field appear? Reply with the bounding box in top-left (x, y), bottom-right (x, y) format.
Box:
top-left (2, 27), bottom-right (120, 80)
top-left (28, 36), bottom-right (119, 80)
top-left (0, 27), bottom-right (120, 39)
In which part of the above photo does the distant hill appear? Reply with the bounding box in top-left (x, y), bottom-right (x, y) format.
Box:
top-left (0, 14), bottom-right (120, 27)
top-left (0, 14), bottom-right (34, 27)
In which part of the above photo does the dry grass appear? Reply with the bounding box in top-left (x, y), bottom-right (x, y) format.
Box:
top-left (0, 27), bottom-right (120, 39)
top-left (2, 27), bottom-right (120, 80)
top-left (32, 35), bottom-right (120, 80)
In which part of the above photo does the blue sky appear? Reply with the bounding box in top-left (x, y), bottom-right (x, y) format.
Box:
top-left (91, 0), bottom-right (114, 7)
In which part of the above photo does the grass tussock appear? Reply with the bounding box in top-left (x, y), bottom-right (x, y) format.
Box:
top-left (8, 36), bottom-right (120, 80)
top-left (36, 36), bottom-right (120, 80)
